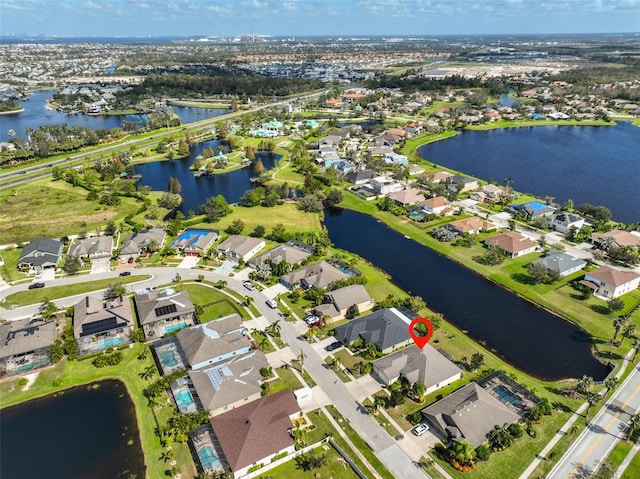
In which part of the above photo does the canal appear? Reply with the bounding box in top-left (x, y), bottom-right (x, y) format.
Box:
top-left (324, 208), bottom-right (611, 381)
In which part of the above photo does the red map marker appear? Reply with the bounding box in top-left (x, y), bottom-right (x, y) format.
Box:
top-left (409, 317), bottom-right (433, 349)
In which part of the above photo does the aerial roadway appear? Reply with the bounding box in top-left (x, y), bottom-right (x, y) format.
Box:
top-left (548, 363), bottom-right (640, 479)
top-left (0, 89), bottom-right (328, 190)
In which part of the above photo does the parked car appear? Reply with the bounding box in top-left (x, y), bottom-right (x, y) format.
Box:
top-left (28, 282), bottom-right (45, 289)
top-left (243, 282), bottom-right (255, 291)
top-left (266, 299), bottom-right (277, 309)
top-left (325, 341), bottom-right (341, 352)
top-left (303, 314), bottom-right (319, 325)
top-left (412, 423), bottom-right (429, 436)
top-left (119, 271), bottom-right (131, 277)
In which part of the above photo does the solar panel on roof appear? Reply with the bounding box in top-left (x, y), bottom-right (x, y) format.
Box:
top-left (155, 304), bottom-right (178, 317)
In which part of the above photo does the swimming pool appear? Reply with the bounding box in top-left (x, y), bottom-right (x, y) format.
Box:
top-left (164, 322), bottom-right (187, 335)
top-left (174, 389), bottom-right (195, 412)
top-left (493, 385), bottom-right (523, 407)
top-left (98, 337), bottom-right (122, 349)
top-left (197, 446), bottom-right (221, 470)
top-left (159, 349), bottom-right (178, 368)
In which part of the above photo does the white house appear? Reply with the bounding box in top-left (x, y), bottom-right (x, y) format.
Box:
top-left (582, 266), bottom-right (640, 299)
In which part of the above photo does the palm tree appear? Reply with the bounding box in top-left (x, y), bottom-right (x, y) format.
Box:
top-left (244, 295), bottom-right (254, 307)
top-left (584, 392), bottom-right (599, 416)
top-left (160, 448), bottom-right (175, 463)
top-left (137, 348), bottom-right (149, 361)
top-left (139, 365), bottom-right (156, 380)
top-left (266, 320), bottom-right (281, 338)
top-left (449, 440), bottom-right (476, 466)
top-left (632, 338), bottom-right (640, 362)
top-left (331, 356), bottom-right (342, 370)
top-left (372, 396), bottom-right (386, 416)
top-left (488, 425), bottom-right (513, 450)
top-left (297, 349), bottom-right (306, 373)
top-left (604, 377), bottom-right (619, 398)
top-left (254, 332), bottom-right (270, 351)
top-left (612, 316), bottom-right (629, 344)
top-left (627, 414), bottom-right (640, 441)
top-left (574, 375), bottom-right (594, 397)
top-left (412, 381), bottom-right (427, 403)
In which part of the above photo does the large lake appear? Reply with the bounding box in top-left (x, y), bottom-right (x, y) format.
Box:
top-left (0, 379), bottom-right (145, 479)
top-left (0, 90), bottom-right (229, 141)
top-left (418, 122), bottom-right (640, 224)
top-left (324, 208), bottom-right (610, 381)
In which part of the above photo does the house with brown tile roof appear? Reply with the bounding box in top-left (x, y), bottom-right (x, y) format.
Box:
top-left (248, 242), bottom-right (313, 269)
top-left (485, 231), bottom-right (537, 258)
top-left (209, 389), bottom-right (301, 477)
top-left (581, 265), bottom-right (640, 299)
top-left (592, 230), bottom-right (640, 249)
top-left (446, 217), bottom-right (497, 235)
top-left (388, 188), bottom-right (426, 206)
top-left (280, 261), bottom-right (348, 290)
top-left (68, 236), bottom-right (113, 260)
top-left (431, 171), bottom-right (453, 183)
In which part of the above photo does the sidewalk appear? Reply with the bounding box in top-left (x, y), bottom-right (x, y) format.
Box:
top-left (614, 439), bottom-right (640, 479)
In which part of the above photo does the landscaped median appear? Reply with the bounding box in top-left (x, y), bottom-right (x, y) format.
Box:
top-left (2, 274), bottom-right (150, 308)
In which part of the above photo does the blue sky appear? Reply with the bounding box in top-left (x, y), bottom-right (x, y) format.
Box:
top-left (1, 0), bottom-right (638, 37)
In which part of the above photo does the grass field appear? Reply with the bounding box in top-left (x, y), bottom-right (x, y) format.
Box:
top-left (255, 444), bottom-right (360, 479)
top-left (2, 274), bottom-right (150, 308)
top-left (0, 179), bottom-right (143, 244)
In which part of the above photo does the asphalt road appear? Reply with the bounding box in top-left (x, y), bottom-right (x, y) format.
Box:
top-left (548, 364), bottom-right (640, 479)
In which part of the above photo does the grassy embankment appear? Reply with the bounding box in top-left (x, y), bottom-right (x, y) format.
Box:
top-left (465, 118), bottom-right (616, 130)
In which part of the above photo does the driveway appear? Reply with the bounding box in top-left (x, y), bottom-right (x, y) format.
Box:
top-left (177, 256), bottom-right (200, 269)
top-left (90, 257), bottom-right (111, 274)
top-left (213, 260), bottom-right (238, 276)
top-left (40, 268), bottom-right (56, 281)
top-left (262, 283), bottom-right (288, 300)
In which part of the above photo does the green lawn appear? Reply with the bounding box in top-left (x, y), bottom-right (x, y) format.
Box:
top-left (2, 275), bottom-right (150, 308)
top-left (607, 440), bottom-right (634, 468)
top-left (465, 119), bottom-right (615, 130)
top-left (621, 446), bottom-right (640, 479)
top-left (0, 179), bottom-right (144, 244)
top-left (0, 343), bottom-right (196, 479)
top-left (181, 282), bottom-right (249, 320)
top-left (255, 444), bottom-right (360, 479)
top-left (0, 247), bottom-right (28, 283)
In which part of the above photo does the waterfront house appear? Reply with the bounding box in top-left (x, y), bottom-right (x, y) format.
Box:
top-left (372, 344), bottom-right (462, 395)
top-left (419, 196), bottom-right (453, 216)
top-left (470, 184), bottom-right (504, 204)
top-left (581, 265), bottom-right (640, 299)
top-left (312, 284), bottom-right (374, 321)
top-left (445, 175), bottom-right (479, 193)
top-left (421, 382), bottom-right (522, 447)
top-left (209, 390), bottom-right (301, 478)
top-left (333, 307), bottom-right (413, 354)
top-left (346, 169), bottom-right (377, 185)
top-left (17, 237), bottom-right (63, 275)
top-left (531, 250), bottom-right (587, 277)
top-left (446, 217), bottom-right (497, 235)
top-left (0, 318), bottom-right (56, 377)
top-left (248, 241), bottom-right (314, 269)
top-left (370, 176), bottom-right (403, 195)
top-left (216, 235), bottom-right (265, 262)
top-left (510, 201), bottom-right (555, 220)
top-left (68, 235), bottom-right (113, 261)
top-left (134, 288), bottom-right (196, 340)
top-left (485, 231), bottom-right (537, 258)
top-left (431, 171), bottom-right (454, 183)
top-left (550, 212), bottom-right (587, 235)
top-left (119, 228), bottom-right (166, 262)
top-left (172, 229), bottom-right (219, 256)
top-left (383, 152), bottom-right (409, 165)
top-left (591, 230), bottom-right (640, 249)
top-left (280, 261), bottom-right (348, 290)
top-left (388, 188), bottom-right (426, 207)
top-left (73, 295), bottom-right (134, 356)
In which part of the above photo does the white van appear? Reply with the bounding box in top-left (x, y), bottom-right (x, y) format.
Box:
top-left (266, 299), bottom-right (278, 309)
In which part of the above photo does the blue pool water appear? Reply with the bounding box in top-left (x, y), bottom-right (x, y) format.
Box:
top-left (173, 229), bottom-right (214, 243)
top-left (493, 385), bottom-right (523, 407)
top-left (197, 446), bottom-right (220, 470)
top-left (164, 322), bottom-right (187, 335)
top-left (174, 389), bottom-right (195, 412)
top-left (98, 337), bottom-right (122, 349)
top-left (159, 349), bottom-right (178, 368)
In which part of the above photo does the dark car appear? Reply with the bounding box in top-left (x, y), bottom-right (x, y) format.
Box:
top-left (119, 271), bottom-right (131, 277)
top-left (325, 341), bottom-right (341, 352)
top-left (28, 282), bottom-right (45, 289)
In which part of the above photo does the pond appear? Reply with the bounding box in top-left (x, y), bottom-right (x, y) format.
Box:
top-left (323, 208), bottom-right (610, 381)
top-left (0, 379), bottom-right (145, 479)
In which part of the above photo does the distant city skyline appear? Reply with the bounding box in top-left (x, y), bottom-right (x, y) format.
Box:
top-left (1, 0), bottom-right (638, 38)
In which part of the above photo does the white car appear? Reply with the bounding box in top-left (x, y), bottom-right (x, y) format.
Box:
top-left (412, 423), bottom-right (429, 436)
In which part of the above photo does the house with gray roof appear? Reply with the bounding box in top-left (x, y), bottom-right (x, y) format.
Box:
top-left (172, 229), bottom-right (219, 256)
top-left (17, 237), bottom-right (64, 274)
top-left (280, 260), bottom-right (348, 290)
top-left (421, 382), bottom-right (521, 447)
top-left (68, 236), bottom-right (113, 261)
top-left (0, 318), bottom-right (57, 377)
top-left (175, 315), bottom-right (251, 371)
top-left (248, 242), bottom-right (313, 269)
top-left (372, 344), bottom-right (462, 395)
top-left (188, 349), bottom-right (268, 417)
top-left (346, 169), bottom-right (377, 185)
top-left (333, 307), bottom-right (413, 354)
top-left (73, 295), bottom-right (134, 356)
top-left (313, 284), bottom-right (374, 320)
top-left (531, 250), bottom-right (587, 277)
top-left (119, 229), bottom-right (166, 262)
top-left (216, 235), bottom-right (265, 262)
top-left (134, 288), bottom-right (196, 340)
